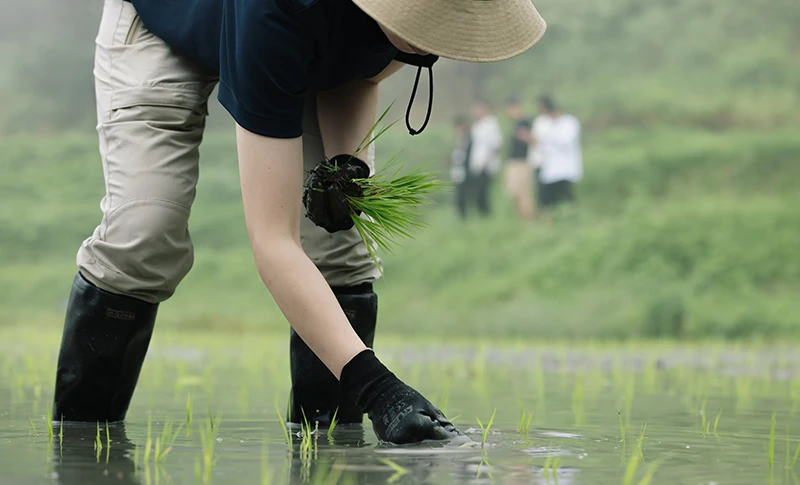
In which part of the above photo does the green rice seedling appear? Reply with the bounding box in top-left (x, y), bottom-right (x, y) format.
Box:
top-left (94, 421), bottom-right (103, 463)
top-left (475, 451), bottom-right (493, 480)
top-left (303, 105), bottom-right (446, 269)
top-left (713, 408), bottom-right (723, 437)
top-left (476, 408), bottom-right (497, 447)
top-left (378, 458), bottom-right (408, 484)
top-left (45, 410), bottom-right (53, 442)
top-left (186, 393), bottom-right (193, 437)
top-left (699, 398), bottom-right (708, 436)
top-left (768, 412), bottom-right (776, 468)
top-left (346, 159), bottom-right (447, 265)
top-left (154, 419), bottom-right (185, 465)
top-left (312, 459), bottom-right (345, 485)
top-left (637, 461), bottom-right (660, 485)
top-left (298, 410), bottom-right (317, 483)
top-left (637, 423), bottom-right (647, 461)
top-left (622, 453), bottom-right (640, 485)
top-left (29, 418), bottom-right (38, 438)
top-left (59, 415), bottom-right (64, 450)
top-left (274, 405), bottom-right (291, 451)
top-left (542, 455), bottom-right (552, 481)
top-left (199, 414), bottom-right (220, 483)
top-left (552, 456), bottom-right (562, 477)
top-left (144, 414), bottom-right (153, 465)
top-left (518, 408), bottom-right (534, 435)
top-left (260, 436), bottom-right (272, 485)
top-left (326, 408), bottom-right (339, 443)
top-left (791, 437), bottom-right (800, 470)
top-left (619, 412), bottom-right (627, 464)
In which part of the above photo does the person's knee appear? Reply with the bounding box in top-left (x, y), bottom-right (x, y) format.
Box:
top-left (79, 198), bottom-right (194, 303)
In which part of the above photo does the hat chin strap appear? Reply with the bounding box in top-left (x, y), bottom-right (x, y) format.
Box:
top-left (405, 65), bottom-right (433, 136)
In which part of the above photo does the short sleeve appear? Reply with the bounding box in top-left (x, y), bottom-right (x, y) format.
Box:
top-left (217, 0), bottom-right (313, 138)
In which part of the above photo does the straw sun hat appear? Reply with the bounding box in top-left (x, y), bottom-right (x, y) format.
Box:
top-left (353, 0), bottom-right (547, 63)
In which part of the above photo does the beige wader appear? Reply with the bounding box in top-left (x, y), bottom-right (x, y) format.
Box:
top-left (78, 0), bottom-right (381, 304)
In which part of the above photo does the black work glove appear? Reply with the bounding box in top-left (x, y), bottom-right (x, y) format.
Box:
top-left (302, 154), bottom-right (371, 233)
top-left (340, 349), bottom-right (462, 444)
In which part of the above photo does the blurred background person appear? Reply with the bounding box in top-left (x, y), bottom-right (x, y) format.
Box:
top-left (530, 95), bottom-right (583, 219)
top-left (504, 95), bottom-right (534, 221)
top-left (468, 99), bottom-right (503, 217)
top-left (449, 114), bottom-right (472, 220)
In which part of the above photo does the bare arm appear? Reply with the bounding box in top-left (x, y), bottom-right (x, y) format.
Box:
top-left (316, 60), bottom-right (406, 158)
top-left (235, 62), bottom-right (403, 378)
top-left (236, 129), bottom-right (366, 379)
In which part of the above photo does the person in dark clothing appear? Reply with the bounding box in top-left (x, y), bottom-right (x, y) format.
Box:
top-left (449, 115), bottom-right (472, 219)
top-left (49, 0), bottom-right (548, 446)
top-left (504, 96), bottom-right (534, 220)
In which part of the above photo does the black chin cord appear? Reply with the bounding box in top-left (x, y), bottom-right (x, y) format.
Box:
top-left (405, 65), bottom-right (434, 136)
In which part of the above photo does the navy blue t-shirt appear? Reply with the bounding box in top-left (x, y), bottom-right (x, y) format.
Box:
top-left (131, 0), bottom-right (422, 138)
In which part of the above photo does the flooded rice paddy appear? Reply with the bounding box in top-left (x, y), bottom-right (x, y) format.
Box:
top-left (1, 328), bottom-right (800, 485)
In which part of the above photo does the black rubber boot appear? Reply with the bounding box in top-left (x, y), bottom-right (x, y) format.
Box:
top-left (52, 272), bottom-right (157, 422)
top-left (287, 283), bottom-right (377, 425)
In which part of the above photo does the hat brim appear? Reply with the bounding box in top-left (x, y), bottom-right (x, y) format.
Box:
top-left (352, 0), bottom-right (547, 63)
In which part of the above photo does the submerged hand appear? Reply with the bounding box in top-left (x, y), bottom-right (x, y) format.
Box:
top-left (340, 349), bottom-right (462, 444)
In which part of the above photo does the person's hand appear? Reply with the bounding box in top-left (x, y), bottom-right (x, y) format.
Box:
top-left (302, 155), bottom-right (370, 233)
top-left (340, 349), bottom-right (462, 444)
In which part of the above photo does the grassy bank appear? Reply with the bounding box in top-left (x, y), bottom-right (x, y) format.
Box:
top-left (1, 125), bottom-right (798, 340)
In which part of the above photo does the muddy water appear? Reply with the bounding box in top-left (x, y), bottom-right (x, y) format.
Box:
top-left (1, 329), bottom-right (799, 485)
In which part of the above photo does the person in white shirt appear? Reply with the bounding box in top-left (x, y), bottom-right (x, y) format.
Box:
top-left (528, 95), bottom-right (583, 211)
top-left (468, 99), bottom-right (503, 216)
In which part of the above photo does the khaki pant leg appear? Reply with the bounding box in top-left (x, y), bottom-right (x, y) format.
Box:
top-left (299, 96), bottom-right (383, 287)
top-left (77, 0), bottom-right (219, 304)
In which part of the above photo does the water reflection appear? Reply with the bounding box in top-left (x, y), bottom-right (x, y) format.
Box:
top-left (52, 423), bottom-right (139, 485)
top-left (286, 425), bottom-right (439, 484)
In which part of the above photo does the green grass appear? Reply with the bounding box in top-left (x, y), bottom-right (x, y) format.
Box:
top-left (1, 127), bottom-right (799, 340)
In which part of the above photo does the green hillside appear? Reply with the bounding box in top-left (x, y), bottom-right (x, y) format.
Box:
top-left (2, 126), bottom-right (798, 339)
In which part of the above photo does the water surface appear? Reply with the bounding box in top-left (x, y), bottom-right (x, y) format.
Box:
top-left (1, 329), bottom-right (799, 484)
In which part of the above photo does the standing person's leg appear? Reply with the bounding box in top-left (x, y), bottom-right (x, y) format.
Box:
top-left (53, 0), bottom-right (218, 422)
top-left (537, 178), bottom-right (555, 225)
top-left (476, 171), bottom-right (491, 216)
top-left (562, 181), bottom-right (576, 204)
top-left (506, 160), bottom-right (534, 220)
top-left (456, 173), bottom-right (469, 219)
top-left (287, 96), bottom-right (383, 425)
top-left (532, 167), bottom-right (542, 219)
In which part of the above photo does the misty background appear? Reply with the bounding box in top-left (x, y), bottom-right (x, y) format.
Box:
top-left (1, 0), bottom-right (799, 339)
